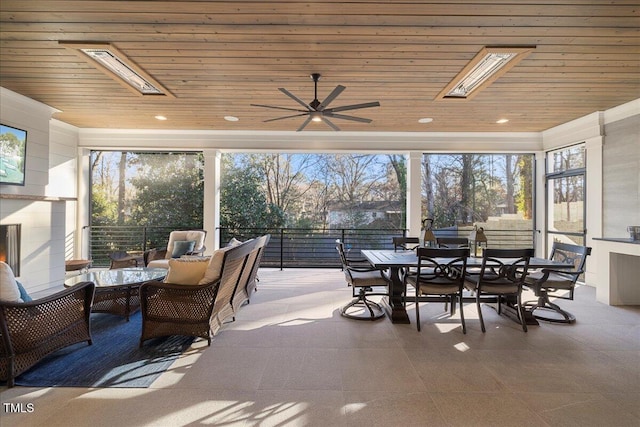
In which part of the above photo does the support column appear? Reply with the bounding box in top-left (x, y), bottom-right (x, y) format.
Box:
top-left (534, 151), bottom-right (546, 257)
top-left (76, 147), bottom-right (91, 259)
top-left (407, 151), bottom-right (422, 236)
top-left (203, 149), bottom-right (221, 252)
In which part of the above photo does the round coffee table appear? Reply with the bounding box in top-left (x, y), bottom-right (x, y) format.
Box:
top-left (65, 267), bottom-right (167, 321)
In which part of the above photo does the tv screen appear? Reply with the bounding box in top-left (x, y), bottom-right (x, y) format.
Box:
top-left (0, 124), bottom-right (27, 186)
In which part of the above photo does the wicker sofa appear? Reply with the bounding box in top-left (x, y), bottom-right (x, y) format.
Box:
top-left (0, 281), bottom-right (95, 387)
top-left (139, 235), bottom-right (270, 345)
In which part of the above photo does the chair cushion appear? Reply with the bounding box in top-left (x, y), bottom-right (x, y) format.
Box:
top-left (165, 230), bottom-right (207, 259)
top-left (198, 245), bottom-right (235, 285)
top-left (347, 269), bottom-right (388, 287)
top-left (525, 271), bottom-right (574, 289)
top-left (0, 261), bottom-right (22, 302)
top-left (164, 257), bottom-right (211, 285)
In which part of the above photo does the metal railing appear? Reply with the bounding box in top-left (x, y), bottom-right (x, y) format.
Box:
top-left (86, 225), bottom-right (535, 268)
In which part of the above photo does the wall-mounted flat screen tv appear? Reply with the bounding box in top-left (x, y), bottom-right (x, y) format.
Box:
top-left (0, 124), bottom-right (27, 186)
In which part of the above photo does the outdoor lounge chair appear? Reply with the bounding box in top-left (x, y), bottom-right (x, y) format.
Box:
top-left (0, 280), bottom-right (95, 387)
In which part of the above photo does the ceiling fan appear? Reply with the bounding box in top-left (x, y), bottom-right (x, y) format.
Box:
top-left (251, 73), bottom-right (380, 131)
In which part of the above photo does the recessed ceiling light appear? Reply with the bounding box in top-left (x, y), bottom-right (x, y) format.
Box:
top-left (418, 118), bottom-right (433, 123)
top-left (224, 116), bottom-right (239, 122)
top-left (155, 115), bottom-right (167, 121)
top-left (496, 118), bottom-right (509, 124)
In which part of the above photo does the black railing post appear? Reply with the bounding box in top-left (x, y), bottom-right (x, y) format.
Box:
top-left (142, 226), bottom-right (148, 252)
top-left (280, 228), bottom-right (284, 271)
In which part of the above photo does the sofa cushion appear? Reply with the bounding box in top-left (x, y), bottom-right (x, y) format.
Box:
top-left (0, 261), bottom-right (22, 302)
top-left (198, 245), bottom-right (234, 285)
top-left (171, 240), bottom-right (196, 258)
top-left (164, 257), bottom-right (211, 285)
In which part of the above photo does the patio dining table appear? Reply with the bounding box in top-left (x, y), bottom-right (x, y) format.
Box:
top-left (361, 249), bottom-right (574, 325)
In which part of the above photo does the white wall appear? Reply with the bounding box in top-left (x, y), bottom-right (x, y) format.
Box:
top-left (542, 98), bottom-right (640, 294)
top-left (0, 88), bottom-right (78, 293)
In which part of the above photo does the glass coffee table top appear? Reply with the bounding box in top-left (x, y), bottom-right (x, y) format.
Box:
top-left (65, 267), bottom-right (167, 288)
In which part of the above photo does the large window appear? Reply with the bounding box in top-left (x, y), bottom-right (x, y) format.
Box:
top-left (545, 144), bottom-right (586, 248)
top-left (88, 151), bottom-right (204, 265)
top-left (220, 153), bottom-right (407, 232)
top-left (422, 153), bottom-right (535, 247)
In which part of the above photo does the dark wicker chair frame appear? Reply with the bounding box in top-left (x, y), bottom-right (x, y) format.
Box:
top-left (464, 248), bottom-right (534, 333)
top-left (0, 281), bottom-right (95, 387)
top-left (231, 234), bottom-right (271, 312)
top-left (139, 281), bottom-right (220, 346)
top-left (406, 247), bottom-right (470, 333)
top-left (139, 235), bottom-right (271, 346)
top-left (524, 242), bottom-right (592, 324)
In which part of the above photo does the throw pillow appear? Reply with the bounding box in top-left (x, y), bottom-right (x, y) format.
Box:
top-left (164, 257), bottom-right (210, 285)
top-left (228, 237), bottom-right (244, 247)
top-left (171, 240), bottom-right (196, 258)
top-left (16, 280), bottom-right (33, 302)
top-left (0, 261), bottom-right (22, 302)
top-left (198, 245), bottom-right (234, 285)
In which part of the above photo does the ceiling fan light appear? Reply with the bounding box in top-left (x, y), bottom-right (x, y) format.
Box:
top-left (311, 112), bottom-right (323, 122)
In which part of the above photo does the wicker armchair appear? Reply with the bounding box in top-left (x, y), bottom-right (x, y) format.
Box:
top-left (0, 281), bottom-right (95, 387)
top-left (139, 281), bottom-right (220, 346)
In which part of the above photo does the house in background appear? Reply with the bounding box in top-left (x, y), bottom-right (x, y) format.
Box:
top-left (327, 201), bottom-right (403, 229)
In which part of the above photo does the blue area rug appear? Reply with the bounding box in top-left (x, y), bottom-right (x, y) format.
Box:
top-left (13, 312), bottom-right (194, 388)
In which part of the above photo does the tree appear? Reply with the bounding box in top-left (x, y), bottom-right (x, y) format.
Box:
top-left (516, 155), bottom-right (533, 219)
top-left (244, 153), bottom-right (320, 226)
top-left (128, 153), bottom-right (204, 228)
top-left (386, 154), bottom-right (407, 227)
top-left (220, 155), bottom-right (285, 233)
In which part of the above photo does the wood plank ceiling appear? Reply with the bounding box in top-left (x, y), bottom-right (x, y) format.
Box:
top-left (1, 1), bottom-right (639, 132)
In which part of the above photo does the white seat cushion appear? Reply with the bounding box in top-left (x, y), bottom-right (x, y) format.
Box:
top-left (165, 230), bottom-right (207, 259)
top-left (0, 261), bottom-right (22, 302)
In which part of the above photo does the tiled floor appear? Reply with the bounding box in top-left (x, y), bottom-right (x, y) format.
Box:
top-left (1, 268), bottom-right (639, 426)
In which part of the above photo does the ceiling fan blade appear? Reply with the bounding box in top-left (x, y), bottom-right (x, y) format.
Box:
top-left (264, 112), bottom-right (310, 123)
top-left (297, 116), bottom-right (313, 131)
top-left (323, 112), bottom-right (372, 123)
top-left (251, 103), bottom-right (308, 113)
top-left (326, 101), bottom-right (381, 113)
top-left (318, 85), bottom-right (345, 111)
top-left (323, 117), bottom-right (341, 131)
top-left (279, 88), bottom-right (312, 110)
